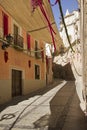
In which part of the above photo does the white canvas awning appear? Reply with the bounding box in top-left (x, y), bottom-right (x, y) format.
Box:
top-left (0, 0), bottom-right (63, 50)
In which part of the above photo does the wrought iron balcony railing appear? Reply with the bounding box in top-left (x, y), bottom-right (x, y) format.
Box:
top-left (14, 34), bottom-right (24, 49)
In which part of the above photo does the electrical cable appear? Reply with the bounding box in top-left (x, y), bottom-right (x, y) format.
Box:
top-left (48, 0), bottom-right (74, 52)
top-left (28, 21), bottom-right (55, 33)
top-left (58, 0), bottom-right (74, 52)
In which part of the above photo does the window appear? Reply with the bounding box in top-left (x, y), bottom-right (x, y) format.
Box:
top-left (35, 40), bottom-right (41, 59)
top-left (35, 65), bottom-right (40, 79)
top-left (14, 24), bottom-right (18, 45)
top-left (35, 40), bottom-right (38, 57)
top-left (14, 24), bottom-right (23, 48)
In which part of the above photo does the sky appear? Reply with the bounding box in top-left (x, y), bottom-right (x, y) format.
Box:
top-left (51, 0), bottom-right (79, 29)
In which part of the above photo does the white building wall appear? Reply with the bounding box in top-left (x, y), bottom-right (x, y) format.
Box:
top-left (54, 8), bottom-right (87, 113)
top-left (59, 10), bottom-right (80, 48)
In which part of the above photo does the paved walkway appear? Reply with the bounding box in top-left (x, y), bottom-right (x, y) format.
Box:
top-left (48, 81), bottom-right (87, 130)
top-left (0, 80), bottom-right (87, 130)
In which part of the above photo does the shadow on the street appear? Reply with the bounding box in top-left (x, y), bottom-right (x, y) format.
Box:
top-left (0, 79), bottom-right (63, 112)
top-left (0, 113), bottom-right (16, 121)
top-left (31, 81), bottom-right (75, 130)
top-left (48, 81), bottom-right (76, 130)
top-left (33, 114), bottom-right (50, 129)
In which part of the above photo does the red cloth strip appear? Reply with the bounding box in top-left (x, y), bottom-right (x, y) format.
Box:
top-left (31, 0), bottom-right (56, 51)
top-left (31, 0), bottom-right (43, 11)
top-left (38, 2), bottom-right (56, 51)
top-left (48, 0), bottom-right (59, 6)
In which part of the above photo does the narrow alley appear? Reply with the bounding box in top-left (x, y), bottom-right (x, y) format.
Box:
top-left (0, 0), bottom-right (87, 130)
top-left (0, 80), bottom-right (87, 130)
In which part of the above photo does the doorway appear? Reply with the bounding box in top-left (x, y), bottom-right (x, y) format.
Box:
top-left (12, 69), bottom-right (22, 97)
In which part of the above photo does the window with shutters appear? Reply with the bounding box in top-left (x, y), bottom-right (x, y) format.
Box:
top-left (35, 65), bottom-right (40, 79)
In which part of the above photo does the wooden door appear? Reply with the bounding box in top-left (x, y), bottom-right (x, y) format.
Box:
top-left (12, 69), bottom-right (22, 97)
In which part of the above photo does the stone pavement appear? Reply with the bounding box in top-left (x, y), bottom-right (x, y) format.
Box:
top-left (0, 80), bottom-right (87, 130)
top-left (48, 81), bottom-right (87, 130)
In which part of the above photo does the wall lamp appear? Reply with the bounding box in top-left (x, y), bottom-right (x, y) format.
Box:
top-left (2, 34), bottom-right (13, 50)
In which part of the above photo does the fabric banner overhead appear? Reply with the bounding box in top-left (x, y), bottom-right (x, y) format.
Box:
top-left (0, 0), bottom-right (63, 50)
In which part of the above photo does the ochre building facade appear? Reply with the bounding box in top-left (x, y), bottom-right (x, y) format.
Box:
top-left (0, 6), bottom-right (48, 104)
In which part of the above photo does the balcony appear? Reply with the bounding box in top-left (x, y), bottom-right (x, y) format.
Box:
top-left (14, 34), bottom-right (24, 50)
top-left (35, 48), bottom-right (42, 59)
